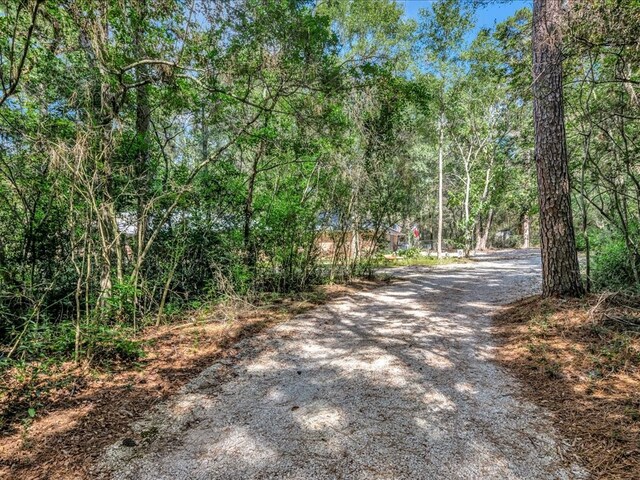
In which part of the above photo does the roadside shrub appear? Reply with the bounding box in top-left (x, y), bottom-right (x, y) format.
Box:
top-left (401, 246), bottom-right (422, 258)
top-left (591, 237), bottom-right (640, 292)
top-left (493, 234), bottom-right (522, 249)
top-left (575, 227), bottom-right (600, 252)
top-left (8, 320), bottom-right (143, 366)
top-left (82, 323), bottom-right (143, 364)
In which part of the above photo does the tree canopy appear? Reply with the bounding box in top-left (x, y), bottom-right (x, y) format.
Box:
top-left (1, 0), bottom-right (638, 362)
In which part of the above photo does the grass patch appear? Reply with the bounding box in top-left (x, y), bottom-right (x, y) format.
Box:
top-left (369, 254), bottom-right (468, 268)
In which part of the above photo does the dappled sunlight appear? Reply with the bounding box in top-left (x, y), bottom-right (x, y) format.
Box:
top-left (421, 389), bottom-right (457, 412)
top-left (246, 357), bottom-right (293, 373)
top-left (202, 425), bottom-right (279, 466)
top-left (295, 402), bottom-right (347, 432)
top-left (422, 350), bottom-right (455, 369)
top-left (0, 403), bottom-right (93, 466)
top-left (264, 386), bottom-right (289, 405)
top-left (454, 382), bottom-right (479, 395)
top-left (464, 301), bottom-right (496, 311)
top-left (106, 252), bottom-right (586, 479)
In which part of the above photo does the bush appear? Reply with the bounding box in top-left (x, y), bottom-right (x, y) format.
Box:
top-left (401, 246), bottom-right (422, 258)
top-left (82, 323), bottom-right (143, 364)
top-left (575, 227), bottom-right (600, 252)
top-left (591, 237), bottom-right (640, 292)
top-left (491, 232), bottom-right (522, 249)
top-left (9, 320), bottom-right (143, 366)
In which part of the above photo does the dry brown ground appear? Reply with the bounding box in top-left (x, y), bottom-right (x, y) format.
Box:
top-left (0, 279), bottom-right (387, 480)
top-left (494, 293), bottom-right (640, 479)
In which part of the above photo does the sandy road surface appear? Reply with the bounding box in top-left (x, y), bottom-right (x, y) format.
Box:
top-left (105, 250), bottom-right (586, 479)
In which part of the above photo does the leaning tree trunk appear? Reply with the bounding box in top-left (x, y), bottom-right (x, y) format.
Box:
top-left (532, 0), bottom-right (583, 297)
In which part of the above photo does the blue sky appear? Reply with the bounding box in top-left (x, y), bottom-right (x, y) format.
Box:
top-left (397, 1), bottom-right (532, 31)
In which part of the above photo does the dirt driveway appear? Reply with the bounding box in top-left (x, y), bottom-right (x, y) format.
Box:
top-left (104, 250), bottom-right (587, 479)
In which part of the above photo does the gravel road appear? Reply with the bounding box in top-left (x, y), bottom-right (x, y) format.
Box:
top-left (105, 250), bottom-right (587, 479)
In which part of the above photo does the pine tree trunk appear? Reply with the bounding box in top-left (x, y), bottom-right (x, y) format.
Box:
top-left (533, 0), bottom-right (584, 297)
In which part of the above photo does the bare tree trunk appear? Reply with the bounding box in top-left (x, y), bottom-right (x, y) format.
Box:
top-left (482, 209), bottom-right (493, 250)
top-left (476, 209), bottom-right (493, 251)
top-left (244, 153), bottom-right (260, 272)
top-left (437, 113), bottom-right (444, 259)
top-left (474, 160), bottom-right (493, 252)
top-left (533, 0), bottom-right (583, 297)
top-left (132, 2), bottom-right (150, 326)
top-left (463, 158), bottom-right (471, 256)
top-left (201, 104), bottom-right (209, 162)
top-left (522, 214), bottom-right (531, 249)
top-left (474, 217), bottom-right (482, 251)
top-left (580, 147), bottom-right (591, 292)
top-left (135, 83), bottom-right (150, 235)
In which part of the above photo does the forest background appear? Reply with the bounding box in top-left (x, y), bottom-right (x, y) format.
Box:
top-left (0, 0), bottom-right (638, 370)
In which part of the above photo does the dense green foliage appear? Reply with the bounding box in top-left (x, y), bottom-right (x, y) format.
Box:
top-left (0, 0), bottom-right (638, 364)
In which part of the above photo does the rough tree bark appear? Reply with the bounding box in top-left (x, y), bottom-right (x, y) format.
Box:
top-left (532, 0), bottom-right (584, 297)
